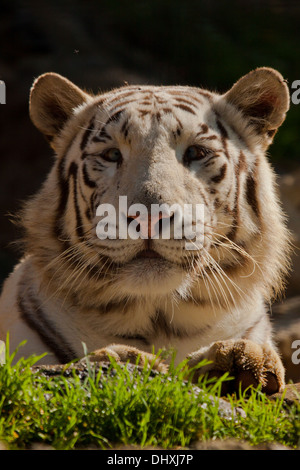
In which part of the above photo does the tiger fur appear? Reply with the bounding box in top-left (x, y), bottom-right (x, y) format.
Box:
top-left (0, 67), bottom-right (291, 393)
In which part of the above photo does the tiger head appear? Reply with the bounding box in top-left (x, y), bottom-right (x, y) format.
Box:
top-left (25, 68), bottom-right (290, 306)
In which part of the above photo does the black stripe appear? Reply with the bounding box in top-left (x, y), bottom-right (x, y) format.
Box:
top-left (121, 118), bottom-right (129, 137)
top-left (107, 99), bottom-right (136, 115)
top-left (93, 127), bottom-right (112, 143)
top-left (246, 171), bottom-right (260, 218)
top-left (211, 164), bottom-right (227, 184)
top-left (68, 162), bottom-right (84, 240)
top-left (174, 103), bottom-right (197, 115)
top-left (198, 123), bottom-right (209, 135)
top-left (196, 90), bottom-right (213, 101)
top-left (174, 117), bottom-right (183, 131)
top-left (80, 117), bottom-right (95, 151)
top-left (216, 119), bottom-right (228, 139)
top-left (82, 161), bottom-right (96, 188)
top-left (151, 310), bottom-right (176, 338)
top-left (92, 137), bottom-right (108, 143)
top-left (166, 89), bottom-right (204, 104)
top-left (92, 298), bottom-right (134, 315)
top-left (106, 110), bottom-right (124, 125)
top-left (114, 334), bottom-right (150, 346)
top-left (85, 207), bottom-right (92, 221)
top-left (54, 157), bottom-right (70, 245)
top-left (151, 310), bottom-right (194, 339)
top-left (154, 111), bottom-right (161, 122)
top-left (138, 109), bottom-right (150, 117)
top-left (55, 157), bottom-right (86, 250)
top-left (174, 97), bottom-right (198, 109)
top-left (107, 89), bottom-right (138, 104)
top-left (226, 157), bottom-right (244, 241)
top-left (216, 118), bottom-right (231, 160)
top-left (17, 286), bottom-right (77, 364)
top-left (92, 160), bottom-right (107, 172)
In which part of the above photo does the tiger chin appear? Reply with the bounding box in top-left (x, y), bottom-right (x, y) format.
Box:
top-left (0, 67), bottom-right (292, 395)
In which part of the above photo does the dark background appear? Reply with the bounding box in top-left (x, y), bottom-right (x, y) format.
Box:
top-left (1, 0), bottom-right (300, 297)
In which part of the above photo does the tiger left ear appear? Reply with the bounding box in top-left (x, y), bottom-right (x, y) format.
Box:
top-left (224, 67), bottom-right (290, 144)
top-left (29, 72), bottom-right (90, 145)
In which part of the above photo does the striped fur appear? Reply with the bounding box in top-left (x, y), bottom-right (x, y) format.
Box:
top-left (0, 69), bottom-right (291, 390)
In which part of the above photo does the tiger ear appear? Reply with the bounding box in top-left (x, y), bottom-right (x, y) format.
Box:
top-left (224, 67), bottom-right (289, 144)
top-left (29, 72), bottom-right (90, 143)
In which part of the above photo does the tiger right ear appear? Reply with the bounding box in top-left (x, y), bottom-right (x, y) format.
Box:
top-left (29, 73), bottom-right (90, 143)
top-left (223, 67), bottom-right (289, 146)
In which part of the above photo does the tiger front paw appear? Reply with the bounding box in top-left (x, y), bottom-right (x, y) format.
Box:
top-left (82, 344), bottom-right (168, 373)
top-left (188, 339), bottom-right (285, 395)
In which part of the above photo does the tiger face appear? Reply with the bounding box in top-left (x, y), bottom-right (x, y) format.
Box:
top-left (71, 86), bottom-right (224, 296)
top-left (27, 68), bottom-right (290, 304)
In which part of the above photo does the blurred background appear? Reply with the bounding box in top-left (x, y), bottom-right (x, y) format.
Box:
top-left (0, 0), bottom-right (300, 376)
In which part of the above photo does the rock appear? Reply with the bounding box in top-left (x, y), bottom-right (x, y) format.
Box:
top-left (191, 438), bottom-right (292, 450)
top-left (272, 296), bottom-right (300, 383)
top-left (269, 172), bottom-right (300, 384)
top-left (278, 171), bottom-right (300, 298)
top-left (270, 382), bottom-right (300, 406)
top-left (31, 361), bottom-right (246, 420)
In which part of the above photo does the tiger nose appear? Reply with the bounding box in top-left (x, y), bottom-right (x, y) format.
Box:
top-left (127, 211), bottom-right (172, 238)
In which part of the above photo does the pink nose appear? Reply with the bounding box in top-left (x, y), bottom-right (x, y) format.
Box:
top-left (128, 211), bottom-right (171, 238)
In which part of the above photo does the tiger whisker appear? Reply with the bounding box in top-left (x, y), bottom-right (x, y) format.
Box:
top-left (187, 239), bottom-right (233, 311)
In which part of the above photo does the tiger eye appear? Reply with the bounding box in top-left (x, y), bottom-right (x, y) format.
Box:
top-left (183, 145), bottom-right (211, 165)
top-left (101, 148), bottom-right (123, 163)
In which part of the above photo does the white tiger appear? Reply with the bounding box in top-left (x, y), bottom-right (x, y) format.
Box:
top-left (0, 67), bottom-right (291, 394)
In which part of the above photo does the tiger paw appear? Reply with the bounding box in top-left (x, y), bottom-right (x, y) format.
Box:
top-left (187, 339), bottom-right (285, 395)
top-left (82, 343), bottom-right (168, 373)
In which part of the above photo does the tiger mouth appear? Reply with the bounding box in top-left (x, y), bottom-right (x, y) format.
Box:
top-left (133, 248), bottom-right (201, 270)
top-left (135, 249), bottom-right (163, 260)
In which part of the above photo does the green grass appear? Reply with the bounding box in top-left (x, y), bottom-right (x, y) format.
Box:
top-left (0, 340), bottom-right (299, 450)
